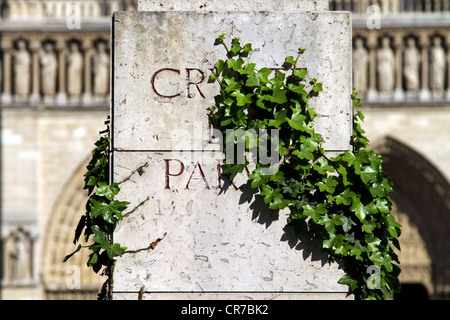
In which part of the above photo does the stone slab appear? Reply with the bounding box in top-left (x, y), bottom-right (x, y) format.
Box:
top-left (112, 151), bottom-right (348, 296)
top-left (137, 0), bottom-right (329, 11)
top-left (113, 292), bottom-right (352, 300)
top-left (112, 11), bottom-right (352, 152)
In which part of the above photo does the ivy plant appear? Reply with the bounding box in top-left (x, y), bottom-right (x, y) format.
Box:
top-left (208, 35), bottom-right (401, 300)
top-left (64, 117), bottom-right (129, 300)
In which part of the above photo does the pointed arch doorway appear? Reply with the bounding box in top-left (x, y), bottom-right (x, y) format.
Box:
top-left (41, 157), bottom-right (103, 299)
top-left (372, 136), bottom-right (450, 299)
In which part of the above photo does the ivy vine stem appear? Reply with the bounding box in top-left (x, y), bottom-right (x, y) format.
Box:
top-left (64, 116), bottom-right (129, 300)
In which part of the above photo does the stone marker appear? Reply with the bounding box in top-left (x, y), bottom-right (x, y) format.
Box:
top-left (137, 0), bottom-right (329, 11)
top-left (111, 3), bottom-right (352, 300)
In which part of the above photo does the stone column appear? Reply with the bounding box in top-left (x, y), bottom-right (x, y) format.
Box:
top-left (434, 0), bottom-right (441, 11)
top-left (446, 35), bottom-right (450, 100)
top-left (82, 39), bottom-right (93, 104)
top-left (56, 41), bottom-right (67, 105)
top-left (405, 0), bottom-right (413, 12)
top-left (1, 40), bottom-right (13, 104)
top-left (29, 40), bottom-right (41, 104)
top-left (419, 33), bottom-right (431, 101)
top-left (367, 33), bottom-right (378, 101)
top-left (393, 34), bottom-right (405, 101)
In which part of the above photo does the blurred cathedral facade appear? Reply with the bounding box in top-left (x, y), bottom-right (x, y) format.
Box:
top-left (0, 0), bottom-right (449, 299)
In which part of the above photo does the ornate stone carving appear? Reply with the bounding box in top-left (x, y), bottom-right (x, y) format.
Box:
top-left (93, 42), bottom-right (109, 100)
top-left (40, 42), bottom-right (58, 100)
top-left (67, 42), bottom-right (83, 100)
top-left (13, 40), bottom-right (31, 100)
top-left (430, 36), bottom-right (446, 94)
top-left (3, 226), bottom-right (33, 283)
top-left (377, 37), bottom-right (395, 94)
top-left (403, 37), bottom-right (420, 93)
top-left (352, 28), bottom-right (450, 103)
top-left (353, 37), bottom-right (368, 95)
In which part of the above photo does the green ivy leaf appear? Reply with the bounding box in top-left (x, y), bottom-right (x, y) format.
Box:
top-left (350, 197), bottom-right (368, 222)
top-left (249, 166), bottom-right (270, 188)
top-left (107, 243), bottom-right (127, 258)
top-left (375, 198), bottom-right (391, 214)
top-left (313, 158), bottom-right (335, 175)
top-left (92, 225), bottom-right (108, 247)
top-left (268, 109), bottom-right (288, 128)
top-left (95, 182), bottom-right (120, 201)
top-left (306, 203), bottom-right (328, 222)
top-left (317, 177), bottom-right (338, 194)
top-left (335, 188), bottom-right (356, 206)
top-left (88, 252), bottom-right (98, 266)
top-left (287, 111), bottom-right (307, 131)
top-left (231, 91), bottom-right (253, 106)
top-left (338, 274), bottom-right (359, 291)
top-left (365, 234), bottom-right (382, 253)
top-left (340, 215), bottom-right (356, 233)
top-left (360, 166), bottom-right (378, 184)
top-left (246, 74), bottom-right (260, 87)
top-left (294, 68), bottom-right (308, 79)
top-left (362, 219), bottom-right (377, 233)
top-left (257, 68), bottom-right (272, 83)
top-left (385, 214), bottom-right (402, 239)
top-left (63, 244), bottom-right (82, 262)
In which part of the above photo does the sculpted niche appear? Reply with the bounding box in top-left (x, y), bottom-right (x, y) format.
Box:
top-left (13, 40), bottom-right (31, 100)
top-left (403, 37), bottom-right (420, 93)
top-left (40, 42), bottom-right (58, 100)
top-left (67, 42), bottom-right (83, 100)
top-left (377, 37), bottom-right (395, 94)
top-left (3, 226), bottom-right (33, 283)
top-left (430, 36), bottom-right (446, 94)
top-left (353, 38), bottom-right (368, 95)
top-left (93, 42), bottom-right (110, 100)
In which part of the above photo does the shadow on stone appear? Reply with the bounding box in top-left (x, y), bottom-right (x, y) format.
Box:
top-left (218, 167), bottom-right (343, 270)
top-left (239, 180), bottom-right (279, 228)
top-left (280, 224), bottom-right (331, 267)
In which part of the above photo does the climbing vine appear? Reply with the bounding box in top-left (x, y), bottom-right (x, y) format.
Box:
top-left (64, 117), bottom-right (129, 300)
top-left (208, 35), bottom-right (401, 300)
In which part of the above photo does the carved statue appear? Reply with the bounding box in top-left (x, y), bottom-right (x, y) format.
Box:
top-left (403, 37), bottom-right (420, 92)
top-left (13, 40), bottom-right (31, 97)
top-left (7, 227), bottom-right (32, 282)
top-left (430, 36), bottom-right (446, 92)
top-left (93, 42), bottom-right (109, 97)
top-left (377, 37), bottom-right (395, 92)
top-left (67, 42), bottom-right (83, 97)
top-left (353, 38), bottom-right (368, 95)
top-left (40, 43), bottom-right (58, 97)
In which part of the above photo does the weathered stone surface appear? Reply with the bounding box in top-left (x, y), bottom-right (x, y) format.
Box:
top-left (138, 0), bottom-right (329, 11)
top-left (112, 11), bottom-right (352, 152)
top-left (111, 10), bottom-right (352, 299)
top-left (112, 151), bottom-right (348, 298)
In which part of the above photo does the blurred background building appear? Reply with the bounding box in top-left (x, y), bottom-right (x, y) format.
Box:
top-left (0, 0), bottom-right (449, 299)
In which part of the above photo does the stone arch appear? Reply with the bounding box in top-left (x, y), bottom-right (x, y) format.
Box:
top-left (371, 135), bottom-right (450, 298)
top-left (41, 155), bottom-right (103, 300)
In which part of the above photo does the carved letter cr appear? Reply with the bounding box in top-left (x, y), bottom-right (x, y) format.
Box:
top-left (151, 68), bottom-right (181, 98)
